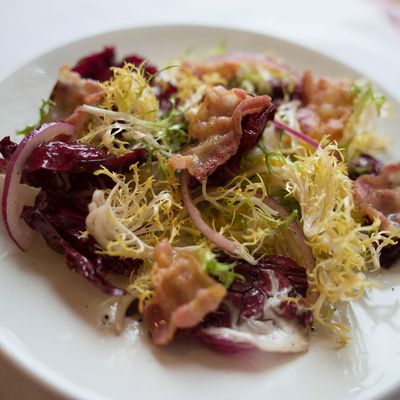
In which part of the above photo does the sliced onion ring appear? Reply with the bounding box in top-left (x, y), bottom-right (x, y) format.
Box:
top-left (180, 170), bottom-right (240, 257)
top-left (2, 122), bottom-right (76, 250)
top-left (181, 170), bottom-right (315, 274)
top-left (271, 120), bottom-right (320, 149)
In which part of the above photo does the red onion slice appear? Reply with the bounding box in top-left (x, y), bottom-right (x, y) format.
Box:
top-left (180, 170), bottom-right (239, 256)
top-left (271, 120), bottom-right (320, 149)
top-left (2, 122), bottom-right (76, 250)
top-left (181, 170), bottom-right (315, 274)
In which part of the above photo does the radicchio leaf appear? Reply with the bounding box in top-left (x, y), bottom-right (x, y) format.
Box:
top-left (236, 104), bottom-right (276, 158)
top-left (17, 139), bottom-right (147, 212)
top-left (121, 54), bottom-right (158, 77)
top-left (270, 79), bottom-right (302, 102)
top-left (71, 47), bottom-right (115, 81)
top-left (23, 140), bottom-right (147, 174)
top-left (69, 47), bottom-right (176, 114)
top-left (348, 153), bottom-right (382, 181)
top-left (0, 136), bottom-right (17, 173)
top-left (0, 136), bottom-right (18, 161)
top-left (207, 104), bottom-right (275, 185)
top-left (71, 47), bottom-right (158, 82)
top-left (2, 135), bottom-right (146, 294)
top-left (380, 240), bottom-right (400, 268)
top-left (189, 255), bottom-right (312, 353)
top-left (154, 83), bottom-right (178, 113)
top-left (21, 191), bottom-right (140, 295)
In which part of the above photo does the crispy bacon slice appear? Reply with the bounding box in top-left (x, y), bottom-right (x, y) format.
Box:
top-left (353, 162), bottom-right (400, 230)
top-left (144, 241), bottom-right (226, 345)
top-left (297, 70), bottom-right (353, 141)
top-left (170, 85), bottom-right (271, 182)
top-left (45, 66), bottom-right (104, 131)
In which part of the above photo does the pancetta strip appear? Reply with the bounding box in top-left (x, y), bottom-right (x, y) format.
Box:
top-left (353, 162), bottom-right (400, 230)
top-left (170, 85), bottom-right (271, 182)
top-left (144, 241), bottom-right (226, 345)
top-left (297, 70), bottom-right (353, 141)
top-left (45, 66), bottom-right (104, 132)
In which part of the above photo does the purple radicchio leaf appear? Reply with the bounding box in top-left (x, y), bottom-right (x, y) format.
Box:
top-left (71, 47), bottom-right (158, 82)
top-left (348, 153), bottom-right (382, 181)
top-left (19, 140), bottom-right (147, 213)
top-left (379, 240), bottom-right (400, 269)
top-left (70, 47), bottom-right (176, 113)
top-left (0, 136), bottom-right (18, 172)
top-left (8, 137), bottom-right (147, 294)
top-left (71, 46), bottom-right (115, 82)
top-left (21, 191), bottom-right (140, 295)
top-left (188, 255), bottom-right (312, 354)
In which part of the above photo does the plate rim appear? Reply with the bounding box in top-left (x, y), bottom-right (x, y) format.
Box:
top-left (0, 22), bottom-right (399, 400)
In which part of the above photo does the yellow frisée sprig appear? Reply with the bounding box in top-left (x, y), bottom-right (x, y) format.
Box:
top-left (100, 62), bottom-right (159, 119)
top-left (80, 104), bottom-right (188, 156)
top-left (127, 264), bottom-right (154, 313)
top-left (270, 141), bottom-right (397, 342)
top-left (85, 154), bottom-right (208, 263)
top-left (158, 61), bottom-right (227, 112)
top-left (195, 175), bottom-right (297, 264)
top-left (79, 62), bottom-right (188, 156)
top-left (344, 79), bottom-right (389, 159)
top-left (234, 62), bottom-right (296, 96)
top-left (85, 164), bottom-right (182, 260)
top-left (346, 131), bottom-right (389, 161)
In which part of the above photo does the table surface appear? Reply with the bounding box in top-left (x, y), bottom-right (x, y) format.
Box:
top-left (0, 0), bottom-right (399, 399)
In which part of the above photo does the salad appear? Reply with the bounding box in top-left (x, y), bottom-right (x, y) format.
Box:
top-left (0, 45), bottom-right (398, 354)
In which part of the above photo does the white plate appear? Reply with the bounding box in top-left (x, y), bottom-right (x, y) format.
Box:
top-left (0, 24), bottom-right (399, 400)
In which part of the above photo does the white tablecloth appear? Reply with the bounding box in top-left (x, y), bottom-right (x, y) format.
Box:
top-left (0, 0), bottom-right (399, 398)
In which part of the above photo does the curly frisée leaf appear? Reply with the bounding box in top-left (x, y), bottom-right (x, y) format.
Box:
top-left (80, 104), bottom-right (187, 156)
top-left (271, 142), bottom-right (396, 342)
top-left (79, 98), bottom-right (188, 157)
top-left (197, 175), bottom-right (299, 264)
top-left (85, 164), bottom-right (182, 260)
top-left (79, 62), bottom-right (188, 157)
top-left (344, 79), bottom-right (388, 159)
top-left (127, 265), bottom-right (154, 313)
top-left (100, 62), bottom-right (159, 119)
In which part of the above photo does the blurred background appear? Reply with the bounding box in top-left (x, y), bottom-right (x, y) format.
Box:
top-left (0, 0), bottom-right (399, 398)
top-left (0, 0), bottom-right (399, 93)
